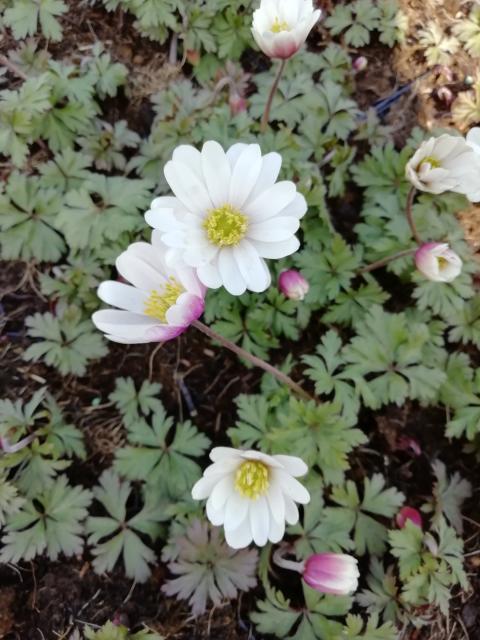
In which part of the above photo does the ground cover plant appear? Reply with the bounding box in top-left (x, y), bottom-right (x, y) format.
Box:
top-left (0, 0), bottom-right (480, 638)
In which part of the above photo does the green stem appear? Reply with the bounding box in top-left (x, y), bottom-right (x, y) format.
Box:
top-left (406, 186), bottom-right (422, 245)
top-left (358, 248), bottom-right (417, 275)
top-left (193, 320), bottom-right (314, 403)
top-left (260, 59), bottom-right (287, 133)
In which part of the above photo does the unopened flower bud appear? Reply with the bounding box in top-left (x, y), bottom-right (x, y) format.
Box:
top-left (437, 86), bottom-right (454, 107)
top-left (353, 56), bottom-right (368, 72)
top-left (303, 553), bottom-right (360, 595)
top-left (424, 533), bottom-right (439, 556)
top-left (278, 270), bottom-right (309, 300)
top-left (229, 92), bottom-right (247, 115)
top-left (415, 243), bottom-right (462, 283)
top-left (464, 75), bottom-right (474, 87)
top-left (396, 506), bottom-right (423, 529)
top-left (396, 436), bottom-right (422, 457)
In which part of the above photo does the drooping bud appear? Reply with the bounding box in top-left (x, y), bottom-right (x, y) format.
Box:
top-left (303, 553), bottom-right (360, 595)
top-left (353, 56), bottom-right (368, 72)
top-left (415, 243), bottom-right (462, 283)
top-left (278, 270), bottom-right (309, 300)
top-left (396, 506), bottom-right (423, 530)
top-left (229, 92), bottom-right (248, 115)
top-left (436, 86), bottom-right (454, 107)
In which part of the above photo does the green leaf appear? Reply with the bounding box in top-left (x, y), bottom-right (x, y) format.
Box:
top-left (425, 460), bottom-right (471, 534)
top-left (0, 475), bottom-right (91, 562)
top-left (4, 0), bottom-right (67, 41)
top-left (0, 474), bottom-right (25, 526)
top-left (24, 306), bottom-right (108, 376)
top-left (339, 613), bottom-right (398, 640)
top-left (328, 475), bottom-right (404, 555)
top-left (114, 404), bottom-right (210, 499)
top-left (109, 377), bottom-right (163, 428)
top-left (356, 559), bottom-right (401, 623)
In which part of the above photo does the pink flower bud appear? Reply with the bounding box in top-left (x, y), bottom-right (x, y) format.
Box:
top-left (396, 436), bottom-right (422, 457)
top-left (353, 56), bottom-right (368, 72)
top-left (437, 86), bottom-right (454, 107)
top-left (415, 243), bottom-right (462, 283)
top-left (303, 553), bottom-right (360, 595)
top-left (229, 92), bottom-right (247, 115)
top-left (278, 270), bottom-right (309, 300)
top-left (396, 506), bottom-right (423, 529)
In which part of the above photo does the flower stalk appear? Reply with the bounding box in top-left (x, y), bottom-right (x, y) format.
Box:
top-left (406, 186), bottom-right (422, 245)
top-left (260, 59), bottom-right (287, 133)
top-left (358, 248), bottom-right (417, 275)
top-left (192, 320), bottom-right (314, 402)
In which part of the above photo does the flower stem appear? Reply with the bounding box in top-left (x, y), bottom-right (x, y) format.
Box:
top-left (358, 248), bottom-right (417, 274)
top-left (406, 187), bottom-right (422, 245)
top-left (193, 320), bottom-right (314, 402)
top-left (273, 548), bottom-right (305, 574)
top-left (260, 59), bottom-right (287, 133)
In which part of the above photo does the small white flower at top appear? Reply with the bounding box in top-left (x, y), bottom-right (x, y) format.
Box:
top-left (145, 141), bottom-right (307, 296)
top-left (92, 238), bottom-right (205, 344)
top-left (415, 242), bottom-right (462, 283)
top-left (405, 132), bottom-right (480, 200)
top-left (252, 0), bottom-right (321, 60)
top-left (192, 447), bottom-right (310, 549)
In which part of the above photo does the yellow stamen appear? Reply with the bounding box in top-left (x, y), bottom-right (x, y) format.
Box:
top-left (235, 460), bottom-right (270, 500)
top-left (271, 17), bottom-right (290, 33)
top-left (437, 257), bottom-right (449, 270)
top-left (203, 204), bottom-right (248, 247)
top-left (144, 278), bottom-right (183, 321)
top-left (418, 156), bottom-right (441, 170)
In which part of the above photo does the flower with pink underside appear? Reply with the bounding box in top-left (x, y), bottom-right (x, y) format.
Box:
top-left (396, 506), bottom-right (423, 529)
top-left (252, 0), bottom-right (321, 61)
top-left (92, 238), bottom-right (206, 344)
top-left (303, 553), bottom-right (360, 595)
top-left (278, 269), bottom-right (309, 300)
top-left (415, 242), bottom-right (462, 283)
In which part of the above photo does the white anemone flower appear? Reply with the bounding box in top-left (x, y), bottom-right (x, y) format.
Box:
top-left (466, 127), bottom-right (480, 202)
top-left (92, 239), bottom-right (206, 344)
top-left (192, 447), bottom-right (310, 549)
top-left (145, 141), bottom-right (307, 296)
top-left (415, 242), bottom-right (462, 283)
top-left (252, 0), bottom-right (321, 60)
top-left (405, 133), bottom-right (480, 199)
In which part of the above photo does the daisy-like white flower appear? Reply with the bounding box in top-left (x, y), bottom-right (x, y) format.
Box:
top-left (92, 238), bottom-right (206, 344)
top-left (405, 133), bottom-right (480, 199)
top-left (192, 447), bottom-right (310, 549)
top-left (145, 141), bottom-right (307, 296)
top-left (466, 127), bottom-right (480, 201)
top-left (252, 0), bottom-right (321, 60)
top-left (415, 242), bottom-right (462, 283)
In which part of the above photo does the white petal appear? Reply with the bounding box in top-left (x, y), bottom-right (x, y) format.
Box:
top-left (268, 514), bottom-right (285, 543)
top-left (249, 496), bottom-right (270, 546)
top-left (201, 141), bottom-right (232, 207)
top-left (164, 160), bottom-right (213, 215)
top-left (274, 469), bottom-right (310, 504)
top-left (233, 241), bottom-right (271, 293)
top-left (284, 495), bottom-right (299, 525)
top-left (165, 292), bottom-right (204, 326)
top-left (92, 310), bottom-right (160, 342)
top-left (206, 495), bottom-right (226, 526)
top-left (224, 492), bottom-right (250, 531)
top-left (116, 252), bottom-right (165, 291)
top-left (247, 152), bottom-right (282, 204)
top-left (229, 145), bottom-right (263, 208)
top-left (278, 193), bottom-right (308, 219)
top-left (210, 447), bottom-right (243, 462)
top-left (226, 143), bottom-right (248, 169)
top-left (192, 474), bottom-right (221, 500)
top-left (247, 217), bottom-right (300, 242)
top-left (172, 145), bottom-right (203, 181)
top-left (97, 281), bottom-right (147, 314)
top-left (239, 450), bottom-right (283, 468)
top-left (245, 181), bottom-right (297, 222)
top-left (218, 249), bottom-right (247, 295)
top-left (224, 515), bottom-right (253, 549)
top-left (266, 480), bottom-right (286, 525)
top-left (210, 475), bottom-right (235, 511)
top-left (273, 454), bottom-right (308, 477)
top-left (197, 261), bottom-right (223, 289)
top-left (250, 237), bottom-right (300, 259)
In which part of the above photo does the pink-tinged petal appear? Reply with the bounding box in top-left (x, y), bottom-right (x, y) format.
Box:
top-left (278, 270), bottom-right (309, 301)
top-left (165, 292), bottom-right (204, 327)
top-left (396, 506), bottom-right (423, 529)
top-left (415, 242), bottom-right (462, 283)
top-left (303, 553), bottom-right (360, 595)
top-left (145, 324), bottom-right (186, 342)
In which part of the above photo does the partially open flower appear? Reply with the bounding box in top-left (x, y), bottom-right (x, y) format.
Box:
top-left (278, 269), bottom-right (309, 300)
top-left (353, 56), bottom-right (368, 72)
top-left (303, 553), bottom-right (360, 595)
top-left (415, 242), bottom-right (462, 283)
top-left (92, 239), bottom-right (206, 344)
top-left (251, 0), bottom-right (321, 60)
top-left (396, 506), bottom-right (423, 529)
top-left (405, 134), bottom-right (480, 199)
top-left (145, 141), bottom-right (307, 296)
top-left (192, 447), bottom-right (310, 549)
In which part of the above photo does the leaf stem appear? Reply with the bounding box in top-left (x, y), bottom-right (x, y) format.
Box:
top-left (358, 248), bottom-right (417, 274)
top-left (405, 186), bottom-right (422, 245)
top-left (260, 59), bottom-right (287, 133)
top-left (0, 54), bottom-right (28, 81)
top-left (193, 320), bottom-right (314, 403)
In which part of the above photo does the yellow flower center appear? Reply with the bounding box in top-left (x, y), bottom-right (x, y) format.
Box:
top-left (419, 156), bottom-right (441, 170)
top-left (203, 204), bottom-right (248, 247)
top-left (437, 257), bottom-right (449, 270)
top-left (235, 460), bottom-right (270, 500)
top-left (144, 278), bottom-right (183, 322)
top-left (271, 17), bottom-right (290, 33)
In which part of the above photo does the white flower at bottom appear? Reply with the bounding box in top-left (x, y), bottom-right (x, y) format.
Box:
top-left (92, 238), bottom-right (206, 344)
top-left (145, 141), bottom-right (307, 296)
top-left (415, 242), bottom-right (462, 283)
top-left (405, 133), bottom-right (480, 198)
top-left (192, 447), bottom-right (310, 549)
